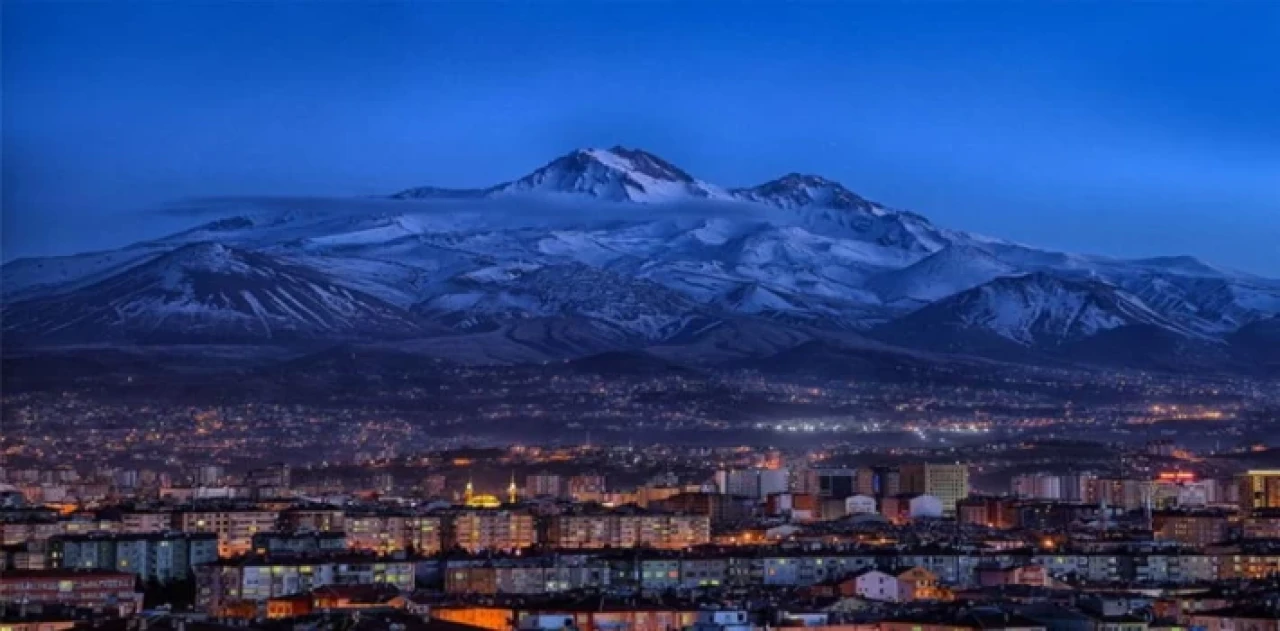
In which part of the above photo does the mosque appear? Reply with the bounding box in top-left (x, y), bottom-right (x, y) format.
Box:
top-left (462, 473), bottom-right (518, 508)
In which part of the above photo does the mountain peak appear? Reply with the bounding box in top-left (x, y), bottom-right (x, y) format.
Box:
top-left (732, 172), bottom-right (882, 214)
top-left (869, 243), bottom-right (1015, 303)
top-left (390, 185), bottom-right (487, 201)
top-left (4, 241), bottom-right (426, 345)
top-left (875, 271), bottom-right (1192, 352)
top-left (491, 146), bottom-right (727, 202)
top-left (391, 148), bottom-right (894, 211)
top-left (560, 146), bottom-right (697, 184)
top-left (10, 146), bottom-right (1280, 371)
top-left (777, 172), bottom-right (841, 186)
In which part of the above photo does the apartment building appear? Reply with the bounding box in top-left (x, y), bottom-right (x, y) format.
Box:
top-left (49, 532), bottom-right (219, 583)
top-left (444, 509), bottom-right (537, 553)
top-left (195, 554), bottom-right (414, 613)
top-left (899, 463), bottom-right (970, 515)
top-left (546, 511), bottom-right (711, 550)
top-left (179, 508), bottom-right (280, 557)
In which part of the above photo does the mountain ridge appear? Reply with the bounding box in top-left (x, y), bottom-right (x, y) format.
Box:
top-left (872, 271), bottom-right (1205, 357)
top-left (4, 146), bottom-right (1277, 375)
top-left (3, 242), bottom-right (432, 346)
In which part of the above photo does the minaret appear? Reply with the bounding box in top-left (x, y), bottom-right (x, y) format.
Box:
top-left (507, 472), bottom-right (518, 504)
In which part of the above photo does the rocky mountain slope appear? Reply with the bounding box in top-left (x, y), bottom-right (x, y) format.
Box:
top-left (4, 243), bottom-right (429, 345)
top-left (4, 146), bottom-right (1278, 373)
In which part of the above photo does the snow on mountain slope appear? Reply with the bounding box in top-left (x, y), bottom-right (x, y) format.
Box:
top-left (978, 241), bottom-right (1107, 274)
top-left (959, 240), bottom-right (1280, 335)
top-left (153, 205), bottom-right (455, 251)
top-left (5, 146), bottom-right (1277, 372)
top-left (875, 272), bottom-right (1200, 352)
top-left (800, 205), bottom-right (951, 254)
top-left (721, 283), bottom-right (801, 314)
top-left (1127, 255), bottom-right (1237, 278)
top-left (386, 185), bottom-right (487, 200)
top-left (1100, 271), bottom-right (1280, 335)
top-left (507, 146), bottom-right (731, 201)
top-left (731, 173), bottom-right (886, 213)
top-left (3, 243), bottom-right (430, 345)
top-left (394, 146), bottom-right (730, 203)
top-left (416, 263), bottom-right (712, 340)
top-left (389, 151), bottom-right (961, 255)
top-left (731, 173), bottom-right (952, 253)
top-left (2, 246), bottom-right (168, 300)
top-left (868, 244), bottom-right (1016, 303)
top-left (274, 253), bottom-right (433, 308)
top-left (260, 207), bottom-right (910, 326)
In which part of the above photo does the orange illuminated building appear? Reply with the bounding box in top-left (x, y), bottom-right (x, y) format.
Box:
top-left (433, 605), bottom-right (701, 631)
top-left (266, 594), bottom-right (314, 619)
top-left (1239, 471), bottom-right (1280, 514)
top-left (896, 567), bottom-right (944, 601)
top-left (1216, 550), bottom-right (1280, 580)
top-left (311, 584), bottom-right (403, 611)
top-left (0, 621), bottom-right (78, 631)
top-left (433, 606), bottom-right (512, 630)
top-left (957, 496), bottom-right (1014, 529)
top-left (217, 601), bottom-right (260, 619)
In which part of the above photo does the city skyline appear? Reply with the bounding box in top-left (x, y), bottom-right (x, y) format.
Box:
top-left (4, 3), bottom-right (1280, 629)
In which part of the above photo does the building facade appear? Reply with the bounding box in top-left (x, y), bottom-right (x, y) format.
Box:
top-left (49, 532), bottom-right (219, 583)
top-left (900, 464), bottom-right (970, 515)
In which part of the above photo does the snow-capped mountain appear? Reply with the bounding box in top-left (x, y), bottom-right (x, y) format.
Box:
top-left (2, 244), bottom-right (169, 302)
top-left (729, 173), bottom-right (953, 254)
top-left (3, 243), bottom-right (429, 345)
top-left (731, 173), bottom-right (883, 213)
top-left (394, 146), bottom-right (729, 203)
top-left (868, 244), bottom-right (1016, 304)
top-left (4, 146), bottom-right (1278, 372)
top-left (1105, 272), bottom-right (1280, 336)
top-left (874, 272), bottom-right (1199, 354)
top-left (417, 262), bottom-right (713, 341)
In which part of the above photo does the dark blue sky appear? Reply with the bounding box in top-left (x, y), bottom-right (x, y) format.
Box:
top-left (4, 2), bottom-right (1278, 273)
